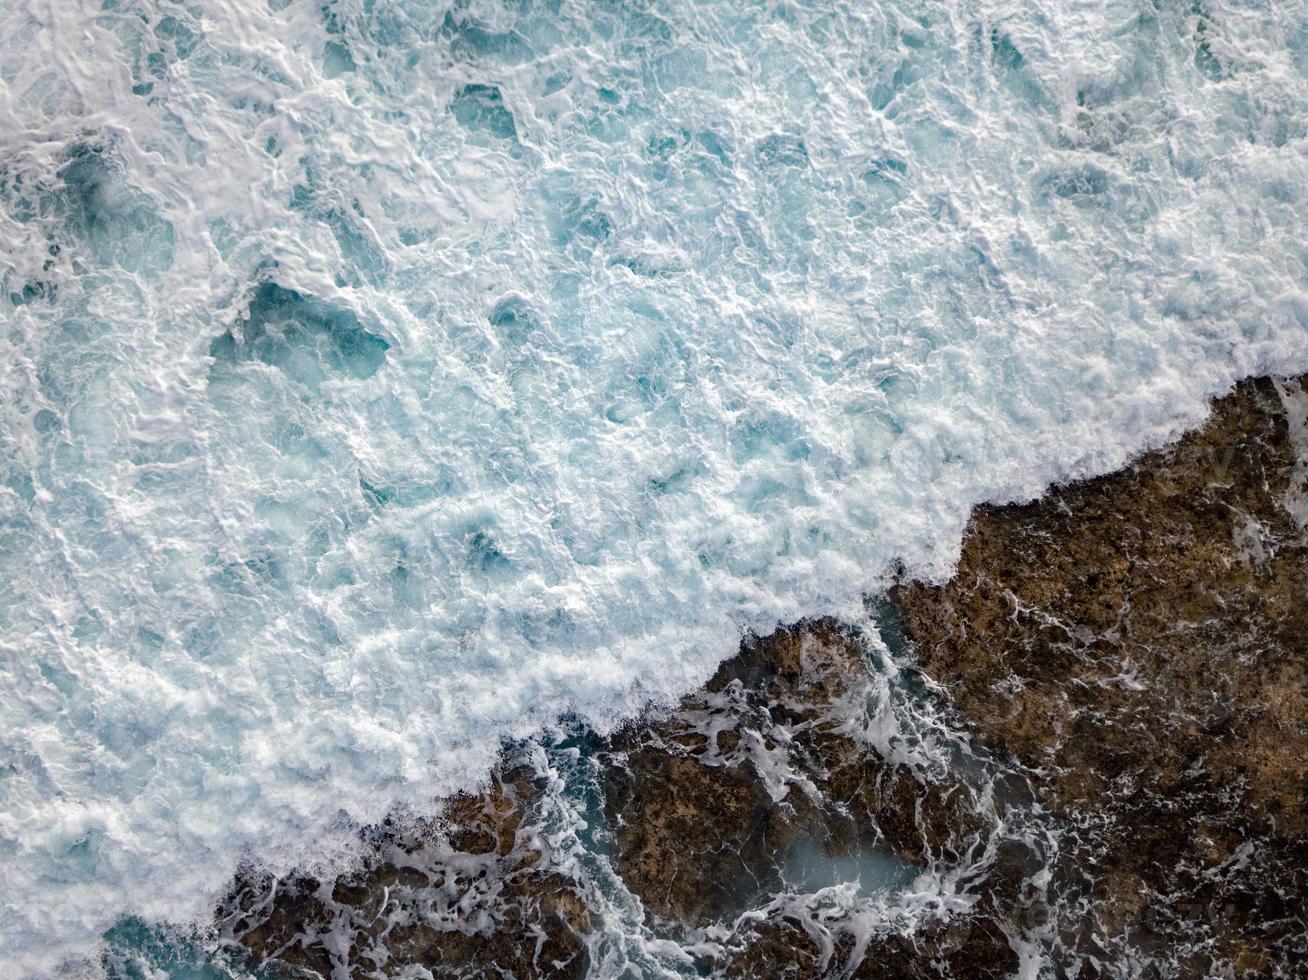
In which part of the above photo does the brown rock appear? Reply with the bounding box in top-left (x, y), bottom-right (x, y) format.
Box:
top-left (220, 760), bottom-right (591, 979)
top-left (604, 622), bottom-right (989, 922)
top-left (726, 911), bottom-right (1017, 979)
top-left (892, 375), bottom-right (1308, 975)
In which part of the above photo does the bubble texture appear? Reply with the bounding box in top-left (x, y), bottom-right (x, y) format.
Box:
top-left (1, 0), bottom-right (1307, 971)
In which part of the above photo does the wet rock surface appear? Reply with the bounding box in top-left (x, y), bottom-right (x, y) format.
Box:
top-left (221, 375), bottom-right (1308, 978)
top-left (893, 375), bottom-right (1308, 976)
top-left (725, 911), bottom-right (1021, 980)
top-left (600, 621), bottom-right (1030, 977)
top-left (219, 760), bottom-right (591, 979)
top-left (602, 622), bottom-right (990, 925)
top-left (224, 622), bottom-right (1031, 978)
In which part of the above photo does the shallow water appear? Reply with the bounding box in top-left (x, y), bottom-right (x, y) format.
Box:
top-left (1, 0), bottom-right (1307, 973)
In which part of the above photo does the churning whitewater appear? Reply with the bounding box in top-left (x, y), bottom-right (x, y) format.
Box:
top-left (1, 0), bottom-right (1307, 972)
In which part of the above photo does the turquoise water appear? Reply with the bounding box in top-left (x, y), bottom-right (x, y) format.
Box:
top-left (1, 0), bottom-right (1307, 973)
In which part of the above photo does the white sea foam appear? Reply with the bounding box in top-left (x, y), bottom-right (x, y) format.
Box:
top-left (1, 0), bottom-right (1307, 972)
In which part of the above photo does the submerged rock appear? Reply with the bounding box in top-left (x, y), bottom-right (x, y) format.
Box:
top-left (893, 375), bottom-right (1308, 976)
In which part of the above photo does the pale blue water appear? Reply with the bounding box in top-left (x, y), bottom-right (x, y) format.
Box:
top-left (1, 0), bottom-right (1306, 973)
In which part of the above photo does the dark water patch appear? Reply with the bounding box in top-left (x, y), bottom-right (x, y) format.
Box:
top-left (695, 129), bottom-right (731, 163)
top-left (287, 175), bottom-right (389, 284)
top-left (209, 283), bottom-right (388, 387)
top-left (755, 133), bottom-right (808, 169)
top-left (857, 158), bottom-right (909, 213)
top-left (645, 128), bottom-right (693, 181)
top-left (101, 917), bottom-right (238, 980)
top-left (780, 831), bottom-right (918, 894)
top-left (323, 40), bottom-right (356, 77)
top-left (131, 10), bottom-right (203, 95)
top-left (9, 280), bottom-right (56, 306)
top-left (1039, 163), bottom-right (1111, 202)
top-left (153, 14), bottom-right (201, 60)
top-left (1192, 2), bottom-right (1227, 81)
top-left (451, 83), bottom-right (518, 141)
top-left (552, 194), bottom-right (612, 253)
top-left (214, 551), bottom-right (288, 600)
top-left (647, 459), bottom-right (704, 496)
top-left (56, 144), bottom-right (174, 272)
top-left (466, 526), bottom-right (510, 574)
top-left (646, 129), bottom-right (689, 162)
top-left (985, 27), bottom-right (1052, 112)
top-left (488, 295), bottom-right (537, 344)
top-left (989, 28), bottom-right (1025, 72)
top-left (868, 59), bottom-right (924, 113)
top-left (864, 156), bottom-right (908, 182)
top-left (358, 476), bottom-right (394, 510)
top-left (440, 10), bottom-right (535, 65)
top-left (33, 409), bottom-right (61, 435)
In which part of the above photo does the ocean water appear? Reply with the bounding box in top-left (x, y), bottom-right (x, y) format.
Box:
top-left (1, 0), bottom-right (1306, 973)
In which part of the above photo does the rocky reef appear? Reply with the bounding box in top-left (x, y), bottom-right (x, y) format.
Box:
top-left (219, 760), bottom-right (592, 978)
top-left (219, 375), bottom-right (1307, 978)
top-left (892, 375), bottom-right (1308, 976)
top-left (600, 621), bottom-right (1034, 979)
